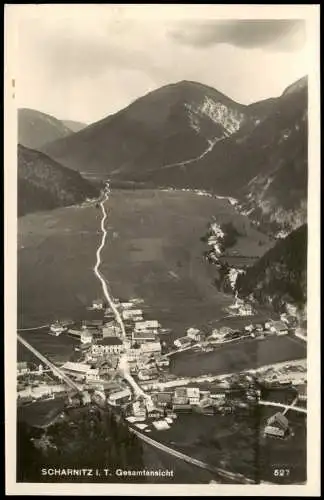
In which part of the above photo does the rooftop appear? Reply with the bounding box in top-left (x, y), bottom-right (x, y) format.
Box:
top-left (270, 320), bottom-right (288, 330)
top-left (133, 331), bottom-right (156, 340)
top-left (61, 362), bottom-right (91, 373)
top-left (267, 412), bottom-right (289, 429)
top-left (97, 337), bottom-right (123, 346)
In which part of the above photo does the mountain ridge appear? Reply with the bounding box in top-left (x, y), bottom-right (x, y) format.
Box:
top-left (40, 77), bottom-right (308, 235)
top-left (42, 80), bottom-right (260, 177)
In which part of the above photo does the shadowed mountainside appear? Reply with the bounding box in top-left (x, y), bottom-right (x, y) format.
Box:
top-left (18, 144), bottom-right (99, 216)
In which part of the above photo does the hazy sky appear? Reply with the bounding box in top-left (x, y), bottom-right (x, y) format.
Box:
top-left (12, 5), bottom-right (309, 124)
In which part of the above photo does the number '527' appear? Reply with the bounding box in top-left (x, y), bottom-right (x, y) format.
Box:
top-left (274, 469), bottom-right (290, 476)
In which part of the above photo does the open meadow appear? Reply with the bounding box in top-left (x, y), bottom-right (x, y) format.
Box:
top-left (18, 189), bottom-right (272, 338)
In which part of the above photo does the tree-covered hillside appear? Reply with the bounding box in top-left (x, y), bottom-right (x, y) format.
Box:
top-left (18, 145), bottom-right (99, 216)
top-left (235, 224), bottom-right (307, 310)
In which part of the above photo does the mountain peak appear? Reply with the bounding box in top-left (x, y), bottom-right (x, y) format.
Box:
top-left (18, 108), bottom-right (73, 149)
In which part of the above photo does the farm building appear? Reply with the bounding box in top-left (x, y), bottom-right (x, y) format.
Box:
top-left (264, 412), bottom-right (289, 438)
top-left (269, 321), bottom-right (289, 335)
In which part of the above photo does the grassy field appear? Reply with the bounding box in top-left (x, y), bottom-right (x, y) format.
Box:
top-left (18, 189), bottom-right (272, 337)
top-left (18, 202), bottom-right (102, 328)
top-left (170, 335), bottom-right (306, 377)
top-left (18, 397), bottom-right (66, 428)
top-left (258, 407), bottom-right (306, 484)
top-left (148, 408), bottom-right (306, 484)
top-left (98, 189), bottom-right (273, 339)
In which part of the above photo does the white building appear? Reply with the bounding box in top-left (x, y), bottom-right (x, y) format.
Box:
top-left (91, 337), bottom-right (124, 355)
top-left (174, 337), bottom-right (192, 349)
top-left (156, 357), bottom-right (170, 368)
top-left (85, 368), bottom-right (100, 381)
top-left (138, 369), bottom-right (158, 381)
top-left (108, 388), bottom-right (132, 406)
top-left (18, 384), bottom-right (66, 400)
top-left (17, 361), bottom-right (30, 376)
top-left (152, 420), bottom-right (170, 431)
top-left (132, 401), bottom-right (146, 421)
top-left (269, 321), bottom-right (289, 335)
top-left (208, 329), bottom-right (228, 343)
top-left (186, 328), bottom-right (202, 342)
top-left (82, 391), bottom-right (91, 405)
top-left (92, 299), bottom-right (104, 310)
top-left (238, 303), bottom-right (254, 316)
top-left (187, 387), bottom-right (200, 405)
top-left (61, 362), bottom-right (98, 381)
top-left (81, 330), bottom-right (93, 344)
top-left (135, 320), bottom-right (160, 333)
top-left (141, 342), bottom-right (161, 355)
top-left (127, 347), bottom-right (143, 362)
top-left (50, 322), bottom-right (66, 336)
top-left (119, 302), bottom-right (133, 310)
top-left (122, 309), bottom-right (143, 321)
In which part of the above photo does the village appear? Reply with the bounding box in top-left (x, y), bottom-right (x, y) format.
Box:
top-left (17, 294), bottom-right (307, 440)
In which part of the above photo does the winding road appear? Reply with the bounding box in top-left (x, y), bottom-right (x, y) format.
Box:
top-left (93, 183), bottom-right (153, 403)
top-left (93, 183), bottom-right (126, 339)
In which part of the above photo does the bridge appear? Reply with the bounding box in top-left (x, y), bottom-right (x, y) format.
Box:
top-left (17, 334), bottom-right (81, 392)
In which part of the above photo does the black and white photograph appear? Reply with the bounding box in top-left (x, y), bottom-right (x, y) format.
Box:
top-left (4, 4), bottom-right (320, 496)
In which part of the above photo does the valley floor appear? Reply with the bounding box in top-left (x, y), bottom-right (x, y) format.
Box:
top-left (18, 189), bottom-right (272, 334)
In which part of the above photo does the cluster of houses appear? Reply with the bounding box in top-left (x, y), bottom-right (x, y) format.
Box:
top-left (207, 222), bottom-right (225, 258)
top-left (49, 297), bottom-right (164, 357)
top-left (102, 380), bottom-right (261, 432)
top-left (172, 316), bottom-right (293, 353)
top-left (49, 297), bottom-right (170, 389)
top-left (17, 362), bottom-right (67, 404)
